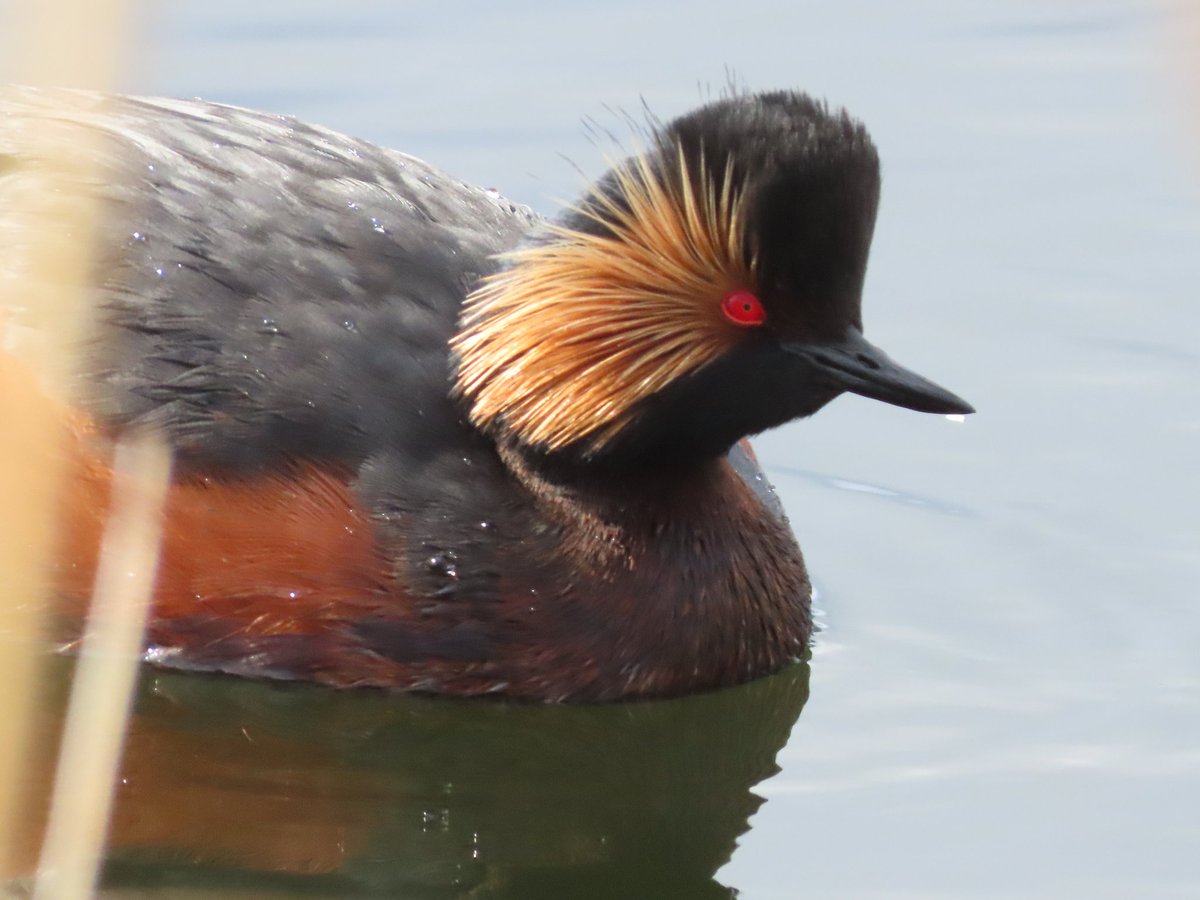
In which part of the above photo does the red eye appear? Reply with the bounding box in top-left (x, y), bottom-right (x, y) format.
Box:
top-left (721, 290), bottom-right (766, 327)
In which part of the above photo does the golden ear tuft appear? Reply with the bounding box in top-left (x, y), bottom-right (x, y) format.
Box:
top-left (452, 143), bottom-right (756, 452)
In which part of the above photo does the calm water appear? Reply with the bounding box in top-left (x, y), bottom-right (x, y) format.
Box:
top-left (4, 1), bottom-right (1199, 897)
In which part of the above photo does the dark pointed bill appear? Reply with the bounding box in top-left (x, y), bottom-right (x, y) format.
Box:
top-left (783, 328), bottom-right (975, 415)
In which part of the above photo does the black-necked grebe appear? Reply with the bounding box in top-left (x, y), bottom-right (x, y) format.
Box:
top-left (2, 88), bottom-right (972, 701)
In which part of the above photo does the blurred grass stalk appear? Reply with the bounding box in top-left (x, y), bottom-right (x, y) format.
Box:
top-left (0, 0), bottom-right (150, 893)
top-left (1165, 0), bottom-right (1200, 155)
top-left (33, 435), bottom-right (169, 899)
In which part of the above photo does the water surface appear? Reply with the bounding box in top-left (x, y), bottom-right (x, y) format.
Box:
top-left (4, 0), bottom-right (1198, 897)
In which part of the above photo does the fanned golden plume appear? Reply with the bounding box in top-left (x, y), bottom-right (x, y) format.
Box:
top-left (452, 143), bottom-right (757, 452)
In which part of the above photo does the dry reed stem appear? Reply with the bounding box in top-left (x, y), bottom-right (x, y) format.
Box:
top-left (0, 0), bottom-right (132, 885)
top-left (1165, 0), bottom-right (1200, 153)
top-left (32, 434), bottom-right (169, 900)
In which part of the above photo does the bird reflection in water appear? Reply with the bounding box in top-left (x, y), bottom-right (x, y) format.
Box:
top-left (13, 658), bottom-right (808, 898)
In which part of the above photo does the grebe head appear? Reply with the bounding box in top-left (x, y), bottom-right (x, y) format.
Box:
top-left (452, 90), bottom-right (973, 469)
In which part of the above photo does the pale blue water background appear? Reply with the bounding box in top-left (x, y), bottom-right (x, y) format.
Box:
top-left (3, 1), bottom-right (1198, 897)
